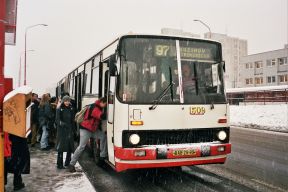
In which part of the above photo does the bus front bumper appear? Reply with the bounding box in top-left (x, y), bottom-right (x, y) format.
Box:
top-left (114, 143), bottom-right (231, 172)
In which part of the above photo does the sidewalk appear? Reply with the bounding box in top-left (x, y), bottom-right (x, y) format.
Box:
top-left (5, 144), bottom-right (96, 192)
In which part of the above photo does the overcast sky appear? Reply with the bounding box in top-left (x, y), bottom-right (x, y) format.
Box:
top-left (4, 0), bottom-right (288, 95)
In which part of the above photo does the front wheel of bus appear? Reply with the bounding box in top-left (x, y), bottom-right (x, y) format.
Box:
top-left (92, 139), bottom-right (103, 166)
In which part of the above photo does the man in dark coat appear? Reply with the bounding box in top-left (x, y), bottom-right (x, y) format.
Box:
top-left (55, 95), bottom-right (75, 169)
top-left (5, 134), bottom-right (30, 191)
top-left (31, 93), bottom-right (39, 147)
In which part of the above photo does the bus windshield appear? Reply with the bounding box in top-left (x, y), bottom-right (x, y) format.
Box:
top-left (118, 36), bottom-right (226, 104)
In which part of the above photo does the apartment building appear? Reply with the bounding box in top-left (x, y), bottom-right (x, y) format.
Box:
top-left (239, 45), bottom-right (288, 87)
top-left (204, 33), bottom-right (248, 88)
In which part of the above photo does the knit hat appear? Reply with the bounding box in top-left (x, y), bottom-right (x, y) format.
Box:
top-left (62, 95), bottom-right (70, 102)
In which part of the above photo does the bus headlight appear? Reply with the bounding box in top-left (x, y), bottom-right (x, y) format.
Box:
top-left (217, 131), bottom-right (227, 141)
top-left (129, 134), bottom-right (140, 145)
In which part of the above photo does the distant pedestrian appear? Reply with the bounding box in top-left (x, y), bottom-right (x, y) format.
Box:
top-left (55, 96), bottom-right (75, 169)
top-left (68, 97), bottom-right (107, 172)
top-left (31, 93), bottom-right (39, 147)
top-left (48, 96), bottom-right (57, 147)
top-left (38, 93), bottom-right (53, 150)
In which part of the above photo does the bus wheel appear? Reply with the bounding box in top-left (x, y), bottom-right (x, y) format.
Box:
top-left (92, 139), bottom-right (103, 166)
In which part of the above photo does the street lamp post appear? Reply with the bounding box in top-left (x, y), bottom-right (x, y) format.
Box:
top-left (19, 50), bottom-right (34, 87)
top-left (24, 24), bottom-right (47, 85)
top-left (193, 19), bottom-right (211, 38)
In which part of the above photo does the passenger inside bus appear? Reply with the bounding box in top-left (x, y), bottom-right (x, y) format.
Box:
top-left (182, 63), bottom-right (196, 94)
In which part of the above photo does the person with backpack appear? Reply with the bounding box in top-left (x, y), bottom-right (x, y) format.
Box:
top-left (55, 95), bottom-right (75, 169)
top-left (68, 97), bottom-right (107, 172)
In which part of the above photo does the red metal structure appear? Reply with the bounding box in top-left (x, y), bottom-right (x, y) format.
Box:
top-left (0, 0), bottom-right (7, 190)
top-left (0, 0), bottom-right (17, 191)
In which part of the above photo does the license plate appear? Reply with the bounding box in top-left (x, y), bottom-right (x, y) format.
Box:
top-left (172, 149), bottom-right (196, 156)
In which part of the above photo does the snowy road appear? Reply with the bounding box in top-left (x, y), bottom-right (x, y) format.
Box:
top-left (79, 126), bottom-right (288, 192)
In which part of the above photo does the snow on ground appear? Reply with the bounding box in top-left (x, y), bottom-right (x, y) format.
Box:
top-left (54, 164), bottom-right (95, 192)
top-left (229, 103), bottom-right (288, 133)
top-left (54, 154), bottom-right (96, 192)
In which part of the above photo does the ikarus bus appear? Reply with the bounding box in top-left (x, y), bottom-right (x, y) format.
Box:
top-left (56, 34), bottom-right (231, 172)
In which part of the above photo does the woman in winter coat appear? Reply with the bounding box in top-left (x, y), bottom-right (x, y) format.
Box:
top-left (38, 93), bottom-right (53, 150)
top-left (55, 95), bottom-right (75, 169)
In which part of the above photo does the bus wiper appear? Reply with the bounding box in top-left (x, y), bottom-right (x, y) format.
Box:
top-left (193, 61), bottom-right (199, 95)
top-left (168, 66), bottom-right (174, 102)
top-left (149, 81), bottom-right (175, 110)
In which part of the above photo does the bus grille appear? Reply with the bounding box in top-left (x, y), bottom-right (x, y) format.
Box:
top-left (122, 127), bottom-right (229, 148)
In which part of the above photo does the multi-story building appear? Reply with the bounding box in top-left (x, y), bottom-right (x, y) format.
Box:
top-left (204, 33), bottom-right (248, 88)
top-left (239, 45), bottom-right (288, 87)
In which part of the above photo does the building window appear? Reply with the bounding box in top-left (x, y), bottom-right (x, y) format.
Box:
top-left (278, 57), bottom-right (287, 65)
top-left (255, 61), bottom-right (263, 68)
top-left (279, 74), bottom-right (288, 83)
top-left (255, 77), bottom-right (263, 85)
top-left (267, 76), bottom-right (276, 83)
top-left (245, 78), bottom-right (253, 85)
top-left (267, 59), bottom-right (276, 67)
top-left (245, 62), bottom-right (253, 69)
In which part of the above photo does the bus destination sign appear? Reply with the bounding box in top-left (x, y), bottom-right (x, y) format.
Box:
top-left (155, 44), bottom-right (213, 60)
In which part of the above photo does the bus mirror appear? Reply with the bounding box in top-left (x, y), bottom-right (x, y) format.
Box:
top-left (222, 61), bottom-right (226, 72)
top-left (109, 54), bottom-right (117, 76)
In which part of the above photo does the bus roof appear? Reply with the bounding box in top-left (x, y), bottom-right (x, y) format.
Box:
top-left (118, 33), bottom-right (221, 44)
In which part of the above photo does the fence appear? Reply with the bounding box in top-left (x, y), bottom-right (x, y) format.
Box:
top-left (227, 88), bottom-right (288, 105)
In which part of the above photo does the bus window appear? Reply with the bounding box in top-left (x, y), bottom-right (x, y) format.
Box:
top-left (85, 61), bottom-right (92, 94)
top-left (91, 66), bottom-right (99, 94)
top-left (120, 61), bottom-right (138, 102)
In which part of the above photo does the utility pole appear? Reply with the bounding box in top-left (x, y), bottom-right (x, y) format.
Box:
top-left (24, 24), bottom-right (47, 85)
top-left (194, 19), bottom-right (212, 38)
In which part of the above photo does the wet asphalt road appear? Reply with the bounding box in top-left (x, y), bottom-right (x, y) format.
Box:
top-left (222, 126), bottom-right (288, 190)
top-left (79, 127), bottom-right (288, 192)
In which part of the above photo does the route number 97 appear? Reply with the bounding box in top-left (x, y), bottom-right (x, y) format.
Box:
top-left (155, 45), bottom-right (170, 56)
top-left (190, 107), bottom-right (206, 115)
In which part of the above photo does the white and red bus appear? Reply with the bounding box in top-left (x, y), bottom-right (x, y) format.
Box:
top-left (56, 34), bottom-right (231, 172)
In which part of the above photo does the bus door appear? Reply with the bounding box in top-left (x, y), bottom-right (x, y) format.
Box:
top-left (101, 61), bottom-right (116, 165)
top-left (107, 71), bottom-right (116, 165)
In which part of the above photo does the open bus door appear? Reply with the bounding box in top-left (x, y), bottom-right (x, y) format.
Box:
top-left (92, 62), bottom-right (111, 164)
top-left (107, 73), bottom-right (116, 165)
top-left (94, 60), bottom-right (116, 165)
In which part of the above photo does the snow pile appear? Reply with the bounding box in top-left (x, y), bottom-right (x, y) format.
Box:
top-left (4, 85), bottom-right (33, 102)
top-left (54, 163), bottom-right (95, 192)
top-left (54, 174), bottom-right (94, 192)
top-left (229, 104), bottom-right (288, 132)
